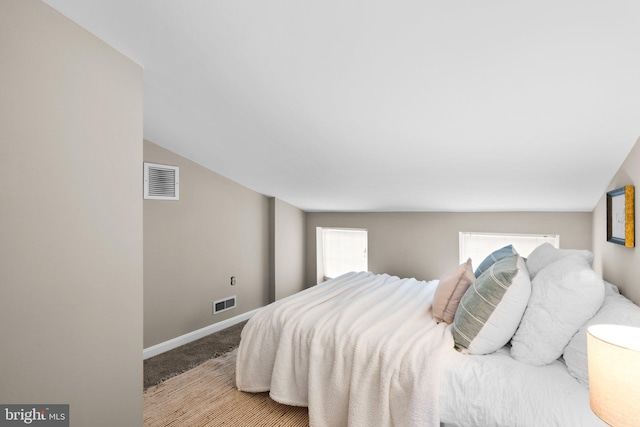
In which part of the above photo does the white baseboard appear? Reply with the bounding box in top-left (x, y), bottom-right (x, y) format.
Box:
top-left (143, 308), bottom-right (259, 360)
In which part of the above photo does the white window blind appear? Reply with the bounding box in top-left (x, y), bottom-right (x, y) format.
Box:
top-left (319, 228), bottom-right (368, 281)
top-left (459, 232), bottom-right (559, 265)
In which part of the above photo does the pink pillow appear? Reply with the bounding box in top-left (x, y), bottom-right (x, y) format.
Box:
top-left (432, 258), bottom-right (475, 324)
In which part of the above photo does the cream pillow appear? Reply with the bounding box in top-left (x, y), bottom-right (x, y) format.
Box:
top-left (525, 243), bottom-right (594, 280)
top-left (432, 258), bottom-right (475, 324)
top-left (453, 255), bottom-right (531, 355)
top-left (563, 284), bottom-right (640, 386)
top-left (511, 255), bottom-right (604, 366)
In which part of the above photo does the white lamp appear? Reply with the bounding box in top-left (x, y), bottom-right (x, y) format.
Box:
top-left (587, 324), bottom-right (640, 427)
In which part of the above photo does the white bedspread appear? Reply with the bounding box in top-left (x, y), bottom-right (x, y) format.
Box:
top-left (236, 271), bottom-right (453, 427)
top-left (439, 347), bottom-right (607, 427)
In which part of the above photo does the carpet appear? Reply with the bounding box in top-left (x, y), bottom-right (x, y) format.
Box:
top-left (143, 349), bottom-right (309, 426)
top-left (144, 321), bottom-right (248, 389)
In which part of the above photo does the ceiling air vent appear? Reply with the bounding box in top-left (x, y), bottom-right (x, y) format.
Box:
top-left (144, 162), bottom-right (179, 200)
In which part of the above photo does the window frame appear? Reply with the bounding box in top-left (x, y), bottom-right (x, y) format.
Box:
top-left (459, 231), bottom-right (560, 265)
top-left (316, 227), bottom-right (368, 283)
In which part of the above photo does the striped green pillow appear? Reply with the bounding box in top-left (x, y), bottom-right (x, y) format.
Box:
top-left (453, 255), bottom-right (531, 355)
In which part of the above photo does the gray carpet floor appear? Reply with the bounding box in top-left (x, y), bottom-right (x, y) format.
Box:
top-left (143, 320), bottom-right (247, 389)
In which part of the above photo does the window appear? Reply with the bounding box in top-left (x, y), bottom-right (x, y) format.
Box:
top-left (317, 227), bottom-right (368, 282)
top-left (459, 232), bottom-right (559, 264)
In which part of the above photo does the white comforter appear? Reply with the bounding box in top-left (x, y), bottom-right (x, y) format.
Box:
top-left (236, 271), bottom-right (454, 427)
top-left (439, 347), bottom-right (607, 427)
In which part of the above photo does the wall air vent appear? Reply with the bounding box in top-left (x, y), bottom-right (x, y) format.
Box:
top-left (213, 296), bottom-right (236, 315)
top-left (144, 162), bottom-right (179, 200)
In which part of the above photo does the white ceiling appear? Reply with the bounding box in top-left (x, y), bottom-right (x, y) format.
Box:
top-left (43, 0), bottom-right (640, 212)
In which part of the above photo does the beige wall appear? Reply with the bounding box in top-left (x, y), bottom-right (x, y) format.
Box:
top-left (306, 211), bottom-right (592, 285)
top-left (0, 1), bottom-right (143, 425)
top-left (592, 138), bottom-right (640, 305)
top-left (144, 141), bottom-right (270, 347)
top-left (270, 198), bottom-right (306, 301)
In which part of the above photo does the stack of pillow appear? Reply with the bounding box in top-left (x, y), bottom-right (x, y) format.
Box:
top-left (432, 242), bottom-right (640, 380)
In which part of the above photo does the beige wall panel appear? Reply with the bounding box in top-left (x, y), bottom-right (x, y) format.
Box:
top-left (271, 198), bottom-right (306, 301)
top-left (307, 211), bottom-right (592, 285)
top-left (144, 141), bottom-right (270, 347)
top-left (0, 1), bottom-right (143, 425)
top-left (592, 138), bottom-right (640, 305)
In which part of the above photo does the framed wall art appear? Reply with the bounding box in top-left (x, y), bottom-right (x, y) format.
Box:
top-left (606, 185), bottom-right (635, 247)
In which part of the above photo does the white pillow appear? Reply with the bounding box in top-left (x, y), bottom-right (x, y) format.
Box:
top-left (452, 255), bottom-right (531, 355)
top-left (525, 243), bottom-right (594, 280)
top-left (511, 255), bottom-right (604, 366)
top-left (563, 285), bottom-right (640, 386)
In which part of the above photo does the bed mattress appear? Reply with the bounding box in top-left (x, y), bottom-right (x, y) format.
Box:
top-left (236, 271), bottom-right (606, 427)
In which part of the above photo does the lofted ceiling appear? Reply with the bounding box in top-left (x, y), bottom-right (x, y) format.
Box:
top-left (42, 0), bottom-right (640, 212)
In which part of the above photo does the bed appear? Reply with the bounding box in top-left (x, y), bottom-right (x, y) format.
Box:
top-left (236, 244), bottom-right (640, 426)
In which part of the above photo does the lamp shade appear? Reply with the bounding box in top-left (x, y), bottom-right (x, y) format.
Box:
top-left (587, 324), bottom-right (640, 427)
